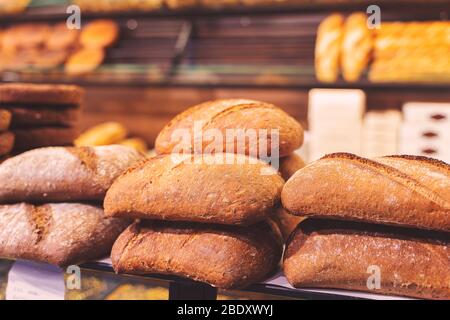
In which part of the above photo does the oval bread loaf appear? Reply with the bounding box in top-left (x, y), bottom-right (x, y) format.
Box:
top-left (104, 153), bottom-right (285, 225)
top-left (284, 219), bottom-right (450, 300)
top-left (0, 145), bottom-right (143, 203)
top-left (0, 203), bottom-right (130, 267)
top-left (155, 99), bottom-right (303, 158)
top-left (111, 220), bottom-right (283, 289)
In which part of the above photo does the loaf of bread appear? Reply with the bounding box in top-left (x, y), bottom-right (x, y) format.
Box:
top-left (0, 131), bottom-right (14, 156)
top-left (315, 14), bottom-right (344, 83)
top-left (79, 20), bottom-right (119, 49)
top-left (0, 145), bottom-right (143, 203)
top-left (0, 109), bottom-right (11, 132)
top-left (282, 153), bottom-right (450, 232)
top-left (0, 203), bottom-right (130, 267)
top-left (284, 219), bottom-right (450, 300)
top-left (0, 83), bottom-right (84, 105)
top-left (111, 220), bottom-right (283, 289)
top-left (3, 105), bottom-right (80, 126)
top-left (13, 126), bottom-right (78, 150)
top-left (75, 122), bottom-right (128, 147)
top-left (278, 153), bottom-right (306, 181)
top-left (105, 153), bottom-right (284, 225)
top-left (155, 99), bottom-right (303, 158)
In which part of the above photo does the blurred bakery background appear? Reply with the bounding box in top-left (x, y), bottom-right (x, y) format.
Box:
top-left (0, 0), bottom-right (449, 161)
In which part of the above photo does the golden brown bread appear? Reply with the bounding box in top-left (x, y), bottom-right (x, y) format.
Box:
top-left (278, 153), bottom-right (306, 181)
top-left (155, 99), bottom-right (303, 158)
top-left (104, 153), bottom-right (285, 225)
top-left (0, 83), bottom-right (84, 105)
top-left (284, 219), bottom-right (450, 300)
top-left (0, 109), bottom-right (11, 132)
top-left (3, 105), bottom-right (80, 126)
top-left (0, 145), bottom-right (143, 203)
top-left (0, 203), bottom-right (130, 267)
top-left (111, 220), bottom-right (283, 289)
top-left (282, 153), bottom-right (450, 232)
top-left (0, 131), bottom-right (14, 156)
top-left (12, 126), bottom-right (78, 151)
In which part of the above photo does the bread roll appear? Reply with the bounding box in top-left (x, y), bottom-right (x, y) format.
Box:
top-left (0, 203), bottom-right (130, 267)
top-left (155, 99), bottom-right (303, 158)
top-left (80, 20), bottom-right (119, 49)
top-left (0, 109), bottom-right (11, 132)
top-left (105, 153), bottom-right (284, 225)
top-left (112, 220), bottom-right (283, 289)
top-left (0, 145), bottom-right (143, 203)
top-left (315, 14), bottom-right (344, 83)
top-left (13, 127), bottom-right (78, 150)
top-left (75, 122), bottom-right (128, 147)
top-left (282, 153), bottom-right (450, 232)
top-left (65, 48), bottom-right (105, 75)
top-left (284, 219), bottom-right (450, 300)
top-left (0, 131), bottom-right (14, 156)
top-left (278, 153), bottom-right (306, 181)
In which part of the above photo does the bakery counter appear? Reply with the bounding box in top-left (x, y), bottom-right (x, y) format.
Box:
top-left (0, 258), bottom-right (410, 300)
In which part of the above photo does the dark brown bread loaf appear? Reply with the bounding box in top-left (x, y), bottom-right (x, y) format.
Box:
top-left (0, 83), bottom-right (84, 105)
top-left (0, 145), bottom-right (143, 203)
top-left (4, 105), bottom-right (80, 126)
top-left (155, 99), bottom-right (304, 158)
top-left (282, 153), bottom-right (450, 232)
top-left (0, 203), bottom-right (130, 267)
top-left (13, 127), bottom-right (78, 151)
top-left (104, 153), bottom-right (285, 225)
top-left (284, 219), bottom-right (450, 300)
top-left (0, 109), bottom-right (11, 132)
top-left (111, 220), bottom-right (283, 289)
top-left (0, 131), bottom-right (14, 157)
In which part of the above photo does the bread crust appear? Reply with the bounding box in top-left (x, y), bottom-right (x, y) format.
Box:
top-left (104, 153), bottom-right (285, 225)
top-left (0, 131), bottom-right (14, 156)
top-left (0, 145), bottom-right (143, 203)
top-left (0, 203), bottom-right (130, 267)
top-left (4, 105), bottom-right (80, 126)
top-left (284, 219), bottom-right (450, 300)
top-left (155, 99), bottom-right (303, 157)
top-left (0, 83), bottom-right (84, 105)
top-left (111, 220), bottom-right (283, 289)
top-left (282, 153), bottom-right (450, 232)
top-left (0, 109), bottom-right (11, 132)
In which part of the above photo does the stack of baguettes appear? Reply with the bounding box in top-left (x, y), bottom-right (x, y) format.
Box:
top-left (282, 153), bottom-right (450, 299)
top-left (105, 99), bottom-right (305, 289)
top-left (0, 83), bottom-right (83, 153)
top-left (0, 144), bottom-right (143, 267)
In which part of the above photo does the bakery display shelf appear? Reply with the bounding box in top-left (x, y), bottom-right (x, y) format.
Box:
top-left (2, 1), bottom-right (450, 23)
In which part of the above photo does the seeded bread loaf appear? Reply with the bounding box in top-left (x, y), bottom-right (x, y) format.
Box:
top-left (282, 153), bottom-right (450, 232)
top-left (284, 219), bottom-right (450, 300)
top-left (111, 220), bottom-right (283, 289)
top-left (155, 99), bottom-right (303, 158)
top-left (104, 153), bottom-right (284, 225)
top-left (0, 203), bottom-right (130, 267)
top-left (0, 145), bottom-right (143, 203)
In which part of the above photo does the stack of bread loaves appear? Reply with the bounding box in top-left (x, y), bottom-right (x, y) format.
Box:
top-left (0, 83), bottom-right (83, 153)
top-left (0, 145), bottom-right (143, 267)
top-left (282, 153), bottom-right (450, 299)
top-left (105, 99), bottom-right (305, 288)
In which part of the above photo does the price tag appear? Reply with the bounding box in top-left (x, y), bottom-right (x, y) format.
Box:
top-left (6, 260), bottom-right (65, 300)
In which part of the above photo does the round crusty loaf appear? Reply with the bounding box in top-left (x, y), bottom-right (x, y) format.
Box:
top-left (111, 220), bottom-right (283, 289)
top-left (0, 83), bottom-right (84, 105)
top-left (0, 203), bottom-right (130, 267)
top-left (104, 153), bottom-right (285, 225)
top-left (155, 99), bottom-right (304, 158)
top-left (0, 145), bottom-right (143, 203)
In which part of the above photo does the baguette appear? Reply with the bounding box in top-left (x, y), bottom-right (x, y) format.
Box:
top-left (155, 99), bottom-right (303, 158)
top-left (0, 145), bottom-right (143, 203)
top-left (0, 203), bottom-right (130, 267)
top-left (104, 153), bottom-right (284, 225)
top-left (284, 219), bottom-right (450, 300)
top-left (0, 109), bottom-right (11, 132)
top-left (282, 153), bottom-right (450, 232)
top-left (111, 220), bottom-right (283, 289)
top-left (0, 83), bottom-right (84, 105)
